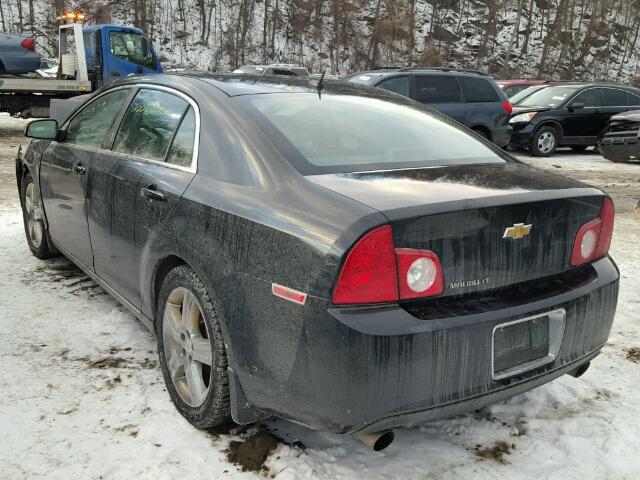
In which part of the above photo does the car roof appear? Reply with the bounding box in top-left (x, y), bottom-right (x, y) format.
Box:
top-left (345, 67), bottom-right (492, 82)
top-left (143, 72), bottom-right (380, 97)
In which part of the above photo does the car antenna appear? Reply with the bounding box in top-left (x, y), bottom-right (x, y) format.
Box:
top-left (316, 70), bottom-right (325, 99)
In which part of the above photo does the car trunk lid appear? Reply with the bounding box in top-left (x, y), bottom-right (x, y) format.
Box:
top-left (308, 162), bottom-right (605, 298)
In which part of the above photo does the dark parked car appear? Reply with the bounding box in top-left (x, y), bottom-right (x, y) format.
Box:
top-left (233, 63), bottom-right (309, 77)
top-left (509, 83), bottom-right (640, 156)
top-left (0, 32), bottom-right (41, 74)
top-left (597, 110), bottom-right (640, 163)
top-left (345, 67), bottom-right (513, 147)
top-left (17, 74), bottom-right (618, 450)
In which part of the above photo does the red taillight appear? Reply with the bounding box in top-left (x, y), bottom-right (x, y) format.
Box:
top-left (502, 100), bottom-right (513, 114)
top-left (20, 38), bottom-right (35, 51)
top-left (594, 197), bottom-right (614, 258)
top-left (395, 248), bottom-right (444, 300)
top-left (332, 226), bottom-right (398, 304)
top-left (332, 226), bottom-right (444, 305)
top-left (570, 197), bottom-right (615, 267)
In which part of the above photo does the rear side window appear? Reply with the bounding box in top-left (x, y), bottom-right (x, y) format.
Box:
top-left (628, 92), bottom-right (640, 107)
top-left (166, 108), bottom-right (196, 167)
top-left (572, 89), bottom-right (599, 107)
top-left (66, 89), bottom-right (130, 148)
top-left (376, 76), bottom-right (409, 97)
top-left (600, 88), bottom-right (628, 107)
top-left (459, 77), bottom-right (500, 102)
top-left (113, 89), bottom-right (189, 162)
top-left (414, 76), bottom-right (461, 103)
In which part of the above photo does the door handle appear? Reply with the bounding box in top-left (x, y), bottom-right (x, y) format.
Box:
top-left (72, 163), bottom-right (87, 176)
top-left (141, 186), bottom-right (166, 202)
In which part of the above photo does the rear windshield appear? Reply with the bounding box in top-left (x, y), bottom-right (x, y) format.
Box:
top-left (238, 93), bottom-right (507, 175)
top-left (517, 86), bottom-right (579, 108)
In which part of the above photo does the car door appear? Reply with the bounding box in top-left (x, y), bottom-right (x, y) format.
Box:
top-left (103, 27), bottom-right (159, 83)
top-left (412, 75), bottom-right (467, 124)
top-left (598, 87), bottom-right (631, 135)
top-left (562, 88), bottom-right (600, 142)
top-left (39, 88), bottom-right (132, 269)
top-left (97, 87), bottom-right (197, 306)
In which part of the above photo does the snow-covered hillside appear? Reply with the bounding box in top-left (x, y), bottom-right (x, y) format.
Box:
top-left (2, 1), bottom-right (640, 82)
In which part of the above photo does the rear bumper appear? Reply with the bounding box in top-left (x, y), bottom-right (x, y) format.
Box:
top-left (235, 257), bottom-right (619, 434)
top-left (491, 124), bottom-right (513, 147)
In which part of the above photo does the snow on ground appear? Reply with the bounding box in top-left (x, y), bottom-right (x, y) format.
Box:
top-left (0, 123), bottom-right (639, 479)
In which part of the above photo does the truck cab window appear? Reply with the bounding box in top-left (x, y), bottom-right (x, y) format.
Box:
top-left (109, 31), bottom-right (155, 68)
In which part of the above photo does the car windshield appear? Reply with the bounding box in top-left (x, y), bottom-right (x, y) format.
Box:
top-left (516, 86), bottom-right (579, 108)
top-left (510, 85), bottom-right (547, 105)
top-left (238, 93), bottom-right (507, 175)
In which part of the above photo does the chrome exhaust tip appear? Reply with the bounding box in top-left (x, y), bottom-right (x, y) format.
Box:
top-left (357, 430), bottom-right (395, 451)
top-left (569, 361), bottom-right (590, 378)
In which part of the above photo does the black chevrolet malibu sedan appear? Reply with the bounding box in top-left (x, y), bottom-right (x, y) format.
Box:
top-left (17, 74), bottom-right (618, 448)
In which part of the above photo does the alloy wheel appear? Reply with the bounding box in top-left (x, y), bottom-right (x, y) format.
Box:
top-left (24, 182), bottom-right (43, 248)
top-left (162, 287), bottom-right (213, 407)
top-left (537, 131), bottom-right (556, 154)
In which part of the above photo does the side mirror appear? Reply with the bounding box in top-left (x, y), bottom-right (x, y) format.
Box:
top-left (569, 102), bottom-right (585, 111)
top-left (25, 119), bottom-right (59, 140)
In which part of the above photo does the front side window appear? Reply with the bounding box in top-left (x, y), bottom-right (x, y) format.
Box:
top-left (109, 31), bottom-right (155, 68)
top-left (65, 89), bottom-right (130, 148)
top-left (600, 88), bottom-right (628, 107)
top-left (239, 93), bottom-right (505, 175)
top-left (377, 76), bottom-right (409, 97)
top-left (414, 76), bottom-right (461, 103)
top-left (113, 89), bottom-right (189, 162)
top-left (459, 77), bottom-right (500, 102)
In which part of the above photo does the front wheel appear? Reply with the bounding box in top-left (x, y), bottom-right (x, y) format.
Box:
top-left (156, 265), bottom-right (231, 429)
top-left (20, 173), bottom-right (57, 259)
top-left (530, 126), bottom-right (559, 157)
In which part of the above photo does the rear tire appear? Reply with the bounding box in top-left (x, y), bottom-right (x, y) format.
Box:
top-left (530, 126), bottom-right (559, 157)
top-left (156, 265), bottom-right (231, 429)
top-left (20, 173), bottom-right (57, 259)
top-left (570, 145), bottom-right (588, 152)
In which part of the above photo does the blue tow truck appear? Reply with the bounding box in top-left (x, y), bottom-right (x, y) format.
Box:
top-left (0, 21), bottom-right (162, 117)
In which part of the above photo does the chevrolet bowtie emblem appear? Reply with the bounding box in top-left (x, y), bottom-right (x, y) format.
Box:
top-left (503, 223), bottom-right (532, 239)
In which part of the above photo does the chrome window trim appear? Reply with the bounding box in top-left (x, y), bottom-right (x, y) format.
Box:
top-left (491, 308), bottom-right (566, 381)
top-left (62, 83), bottom-right (200, 174)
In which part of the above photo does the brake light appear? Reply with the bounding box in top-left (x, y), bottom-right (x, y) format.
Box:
top-left (395, 249), bottom-right (444, 300)
top-left (502, 100), bottom-right (513, 114)
top-left (570, 197), bottom-right (615, 266)
top-left (20, 38), bottom-right (35, 50)
top-left (332, 226), bottom-right (444, 304)
top-left (332, 226), bottom-right (398, 304)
